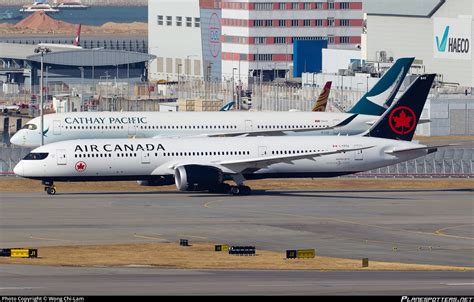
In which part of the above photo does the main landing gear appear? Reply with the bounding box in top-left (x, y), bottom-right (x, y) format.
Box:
top-left (228, 174), bottom-right (252, 196)
top-left (209, 183), bottom-right (251, 195)
top-left (42, 180), bottom-right (56, 195)
top-left (229, 185), bottom-right (252, 196)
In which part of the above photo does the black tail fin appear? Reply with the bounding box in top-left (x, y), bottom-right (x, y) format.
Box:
top-left (364, 74), bottom-right (435, 141)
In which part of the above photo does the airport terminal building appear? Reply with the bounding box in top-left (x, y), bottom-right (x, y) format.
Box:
top-left (0, 43), bottom-right (156, 94)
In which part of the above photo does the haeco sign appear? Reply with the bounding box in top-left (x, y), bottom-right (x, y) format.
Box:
top-left (434, 17), bottom-right (471, 60)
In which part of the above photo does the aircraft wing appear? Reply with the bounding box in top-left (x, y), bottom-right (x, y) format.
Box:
top-left (150, 145), bottom-right (374, 175)
top-left (217, 145), bottom-right (374, 173)
top-left (203, 114), bottom-right (358, 137)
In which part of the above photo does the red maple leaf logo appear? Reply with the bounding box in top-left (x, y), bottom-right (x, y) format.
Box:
top-left (393, 110), bottom-right (412, 129)
top-left (389, 106), bottom-right (417, 135)
top-left (75, 161), bottom-right (86, 172)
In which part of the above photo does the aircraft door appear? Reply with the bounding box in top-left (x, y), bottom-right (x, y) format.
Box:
top-left (53, 120), bottom-right (61, 135)
top-left (354, 144), bottom-right (363, 160)
top-left (258, 146), bottom-right (267, 157)
top-left (245, 120), bottom-right (253, 131)
top-left (128, 124), bottom-right (136, 136)
top-left (141, 151), bottom-right (150, 164)
top-left (57, 149), bottom-right (67, 165)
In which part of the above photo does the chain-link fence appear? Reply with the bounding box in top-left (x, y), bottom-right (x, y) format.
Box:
top-left (1, 79), bottom-right (364, 114)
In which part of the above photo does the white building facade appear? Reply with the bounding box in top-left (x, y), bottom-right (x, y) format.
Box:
top-left (363, 0), bottom-right (473, 89)
top-left (222, 0), bottom-right (363, 85)
top-left (148, 0), bottom-right (364, 86)
top-left (148, 0), bottom-right (222, 82)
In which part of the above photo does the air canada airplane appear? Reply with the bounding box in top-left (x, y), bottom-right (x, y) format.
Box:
top-left (10, 57), bottom-right (415, 147)
top-left (14, 74), bottom-right (437, 195)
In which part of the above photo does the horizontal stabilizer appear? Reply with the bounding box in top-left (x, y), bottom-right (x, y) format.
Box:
top-left (384, 144), bottom-right (457, 155)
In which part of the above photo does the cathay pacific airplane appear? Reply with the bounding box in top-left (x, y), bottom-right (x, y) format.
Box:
top-left (347, 57), bottom-right (414, 116)
top-left (14, 75), bottom-right (437, 195)
top-left (10, 57), bottom-right (415, 147)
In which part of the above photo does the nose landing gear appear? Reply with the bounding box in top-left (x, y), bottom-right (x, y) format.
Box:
top-left (42, 180), bottom-right (56, 195)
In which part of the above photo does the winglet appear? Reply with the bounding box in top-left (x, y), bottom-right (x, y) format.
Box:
top-left (334, 113), bottom-right (358, 128)
top-left (363, 74), bottom-right (436, 141)
top-left (219, 100), bottom-right (235, 111)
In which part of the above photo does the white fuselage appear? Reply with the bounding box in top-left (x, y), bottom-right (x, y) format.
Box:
top-left (14, 136), bottom-right (429, 182)
top-left (11, 111), bottom-right (377, 147)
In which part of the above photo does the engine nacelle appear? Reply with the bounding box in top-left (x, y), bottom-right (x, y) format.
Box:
top-left (137, 176), bottom-right (175, 186)
top-left (175, 165), bottom-right (223, 192)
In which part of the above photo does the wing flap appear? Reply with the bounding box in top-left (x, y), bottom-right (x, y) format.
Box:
top-left (219, 145), bottom-right (374, 172)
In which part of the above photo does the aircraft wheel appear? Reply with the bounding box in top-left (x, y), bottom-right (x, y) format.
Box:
top-left (230, 186), bottom-right (240, 196)
top-left (46, 187), bottom-right (56, 195)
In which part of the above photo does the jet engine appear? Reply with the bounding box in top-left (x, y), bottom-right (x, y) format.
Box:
top-left (174, 165), bottom-right (223, 192)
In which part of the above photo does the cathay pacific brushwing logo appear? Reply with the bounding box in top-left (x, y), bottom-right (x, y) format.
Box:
top-left (436, 26), bottom-right (449, 52)
top-left (366, 67), bottom-right (405, 108)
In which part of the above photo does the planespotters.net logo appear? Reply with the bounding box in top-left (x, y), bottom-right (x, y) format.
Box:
top-left (401, 297), bottom-right (474, 302)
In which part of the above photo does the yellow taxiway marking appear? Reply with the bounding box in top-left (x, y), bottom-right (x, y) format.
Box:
top-left (177, 234), bottom-right (208, 240)
top-left (29, 235), bottom-right (64, 241)
top-left (203, 199), bottom-right (226, 209)
top-left (434, 224), bottom-right (474, 240)
top-left (133, 233), bottom-right (165, 240)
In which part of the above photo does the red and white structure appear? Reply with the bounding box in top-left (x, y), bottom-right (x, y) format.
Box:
top-left (148, 0), bottom-right (363, 85)
top-left (221, 0), bottom-right (363, 84)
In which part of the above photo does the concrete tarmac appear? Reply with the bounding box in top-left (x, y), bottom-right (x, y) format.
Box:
top-left (1, 265), bottom-right (473, 295)
top-left (0, 189), bottom-right (473, 294)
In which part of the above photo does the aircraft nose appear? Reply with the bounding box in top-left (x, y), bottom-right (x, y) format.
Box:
top-left (13, 161), bottom-right (24, 177)
top-left (10, 132), bottom-right (23, 146)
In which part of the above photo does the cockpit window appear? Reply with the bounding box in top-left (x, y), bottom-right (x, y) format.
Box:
top-left (22, 124), bottom-right (37, 130)
top-left (23, 152), bottom-right (49, 160)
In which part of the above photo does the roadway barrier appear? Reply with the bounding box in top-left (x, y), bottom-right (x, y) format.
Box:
top-left (179, 239), bottom-right (190, 247)
top-left (0, 248), bottom-right (37, 258)
top-left (286, 249), bottom-right (316, 259)
top-left (0, 249), bottom-right (11, 257)
top-left (215, 244), bottom-right (229, 252)
top-left (229, 246), bottom-right (256, 256)
top-left (286, 250), bottom-right (297, 259)
top-left (297, 249), bottom-right (315, 259)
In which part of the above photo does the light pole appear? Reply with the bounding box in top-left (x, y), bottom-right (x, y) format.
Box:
top-left (186, 55), bottom-right (198, 80)
top-left (177, 63), bottom-right (182, 99)
top-left (34, 46), bottom-right (51, 146)
top-left (206, 63), bottom-right (213, 100)
top-left (238, 59), bottom-right (241, 110)
top-left (232, 67), bottom-right (237, 106)
top-left (78, 66), bottom-right (84, 111)
top-left (45, 66), bottom-right (50, 97)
